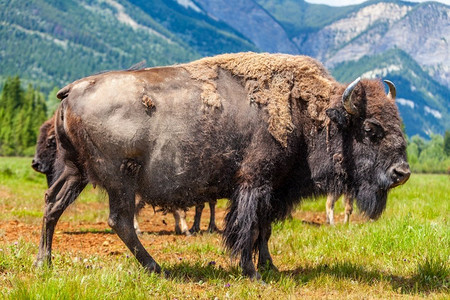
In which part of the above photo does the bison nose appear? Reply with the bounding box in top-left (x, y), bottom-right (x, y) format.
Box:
top-left (389, 162), bottom-right (411, 188)
top-left (31, 159), bottom-right (40, 171)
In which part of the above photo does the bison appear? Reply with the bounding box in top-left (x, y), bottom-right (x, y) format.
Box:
top-left (32, 116), bottom-right (56, 186)
top-left (35, 52), bottom-right (410, 279)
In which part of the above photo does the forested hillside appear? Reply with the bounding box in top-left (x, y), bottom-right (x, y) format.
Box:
top-left (0, 76), bottom-right (49, 156)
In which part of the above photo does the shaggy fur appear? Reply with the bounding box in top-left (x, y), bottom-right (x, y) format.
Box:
top-left (182, 52), bottom-right (335, 147)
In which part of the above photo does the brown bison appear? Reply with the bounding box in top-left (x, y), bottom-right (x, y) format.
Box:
top-left (32, 117), bottom-right (217, 235)
top-left (32, 116), bottom-right (56, 186)
top-left (35, 53), bottom-right (410, 279)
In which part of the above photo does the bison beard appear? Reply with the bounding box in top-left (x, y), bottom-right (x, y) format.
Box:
top-left (35, 52), bottom-right (410, 279)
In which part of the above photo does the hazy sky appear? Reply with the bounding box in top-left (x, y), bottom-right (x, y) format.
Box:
top-left (305, 0), bottom-right (450, 6)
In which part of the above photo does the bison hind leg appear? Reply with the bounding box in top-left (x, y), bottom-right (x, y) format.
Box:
top-left (35, 167), bottom-right (88, 267)
top-left (257, 225), bottom-right (278, 273)
top-left (107, 187), bottom-right (161, 273)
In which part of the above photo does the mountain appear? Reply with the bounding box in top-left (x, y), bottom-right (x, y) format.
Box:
top-left (0, 0), bottom-right (448, 138)
top-left (127, 0), bottom-right (258, 56)
top-left (332, 49), bottom-right (450, 137)
top-left (193, 0), bottom-right (299, 54)
top-left (257, 0), bottom-right (449, 88)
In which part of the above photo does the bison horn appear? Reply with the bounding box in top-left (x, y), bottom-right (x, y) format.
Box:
top-left (383, 80), bottom-right (396, 101)
top-left (342, 77), bottom-right (360, 115)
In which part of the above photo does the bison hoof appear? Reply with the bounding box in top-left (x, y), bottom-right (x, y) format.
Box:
top-left (251, 271), bottom-right (262, 281)
top-left (34, 258), bottom-right (51, 269)
top-left (258, 261), bottom-right (279, 273)
top-left (33, 260), bottom-right (44, 268)
top-left (242, 268), bottom-right (262, 281)
top-left (206, 225), bottom-right (219, 233)
top-left (189, 226), bottom-right (200, 235)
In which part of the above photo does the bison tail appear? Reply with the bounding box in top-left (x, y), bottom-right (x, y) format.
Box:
top-left (223, 184), bottom-right (272, 257)
top-left (54, 100), bottom-right (76, 155)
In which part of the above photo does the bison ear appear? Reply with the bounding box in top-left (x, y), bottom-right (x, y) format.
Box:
top-left (326, 108), bottom-right (348, 127)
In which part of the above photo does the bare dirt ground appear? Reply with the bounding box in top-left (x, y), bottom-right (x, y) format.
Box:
top-left (0, 204), bottom-right (364, 258)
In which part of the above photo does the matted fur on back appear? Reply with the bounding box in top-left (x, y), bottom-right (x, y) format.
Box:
top-left (180, 52), bottom-right (335, 147)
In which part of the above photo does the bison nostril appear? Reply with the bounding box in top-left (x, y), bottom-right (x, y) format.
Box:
top-left (32, 160), bottom-right (40, 170)
top-left (392, 165), bottom-right (411, 185)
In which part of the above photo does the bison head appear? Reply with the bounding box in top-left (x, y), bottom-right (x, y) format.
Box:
top-left (32, 116), bottom-right (57, 186)
top-left (326, 78), bottom-right (410, 219)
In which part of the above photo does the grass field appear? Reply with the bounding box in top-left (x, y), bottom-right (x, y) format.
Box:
top-left (0, 157), bottom-right (449, 299)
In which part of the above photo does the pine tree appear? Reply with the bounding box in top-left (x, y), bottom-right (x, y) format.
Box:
top-left (46, 87), bottom-right (60, 118)
top-left (0, 77), bottom-right (48, 156)
top-left (0, 76), bottom-right (23, 155)
top-left (444, 130), bottom-right (450, 157)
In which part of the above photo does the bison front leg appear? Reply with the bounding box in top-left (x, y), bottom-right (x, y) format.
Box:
top-left (326, 194), bottom-right (339, 225)
top-left (224, 184), bottom-right (272, 280)
top-left (107, 188), bottom-right (161, 273)
top-left (206, 200), bottom-right (219, 233)
top-left (343, 195), bottom-right (354, 224)
top-left (173, 209), bottom-right (190, 236)
top-left (189, 203), bottom-right (204, 234)
top-left (35, 168), bottom-right (87, 267)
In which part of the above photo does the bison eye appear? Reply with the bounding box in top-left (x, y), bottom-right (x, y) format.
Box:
top-left (363, 119), bottom-right (385, 142)
top-left (47, 137), bottom-right (56, 147)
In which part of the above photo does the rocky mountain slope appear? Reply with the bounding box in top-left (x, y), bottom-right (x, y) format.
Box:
top-left (257, 1), bottom-right (449, 88)
top-left (332, 49), bottom-right (449, 137)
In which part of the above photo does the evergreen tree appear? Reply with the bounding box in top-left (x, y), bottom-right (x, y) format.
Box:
top-left (0, 77), bottom-right (48, 156)
top-left (46, 87), bottom-right (60, 118)
top-left (444, 130), bottom-right (450, 157)
top-left (0, 76), bottom-right (23, 155)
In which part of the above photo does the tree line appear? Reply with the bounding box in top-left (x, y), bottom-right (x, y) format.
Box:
top-left (407, 133), bottom-right (450, 174)
top-left (0, 76), bottom-right (58, 156)
top-left (0, 76), bottom-right (449, 173)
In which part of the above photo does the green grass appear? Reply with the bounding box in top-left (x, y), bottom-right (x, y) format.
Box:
top-left (0, 157), bottom-right (449, 298)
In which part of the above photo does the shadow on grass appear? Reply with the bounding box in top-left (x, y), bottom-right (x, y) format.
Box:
top-left (268, 260), bottom-right (448, 295)
top-left (162, 259), bottom-right (448, 295)
top-left (163, 261), bottom-right (241, 282)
